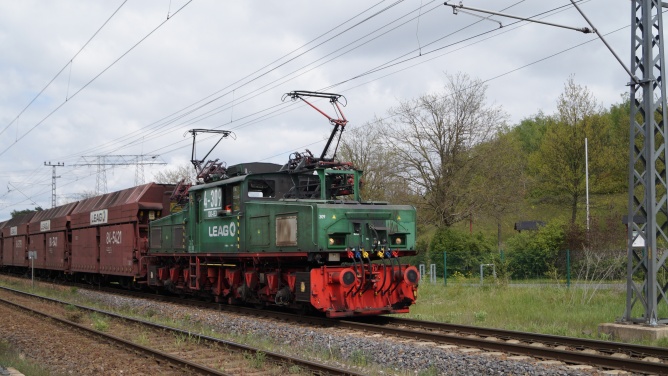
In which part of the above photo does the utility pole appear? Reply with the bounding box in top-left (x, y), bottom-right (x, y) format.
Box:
top-left (44, 161), bottom-right (64, 208)
top-left (73, 155), bottom-right (165, 195)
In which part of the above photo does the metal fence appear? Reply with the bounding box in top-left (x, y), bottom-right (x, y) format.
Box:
top-left (424, 248), bottom-right (628, 285)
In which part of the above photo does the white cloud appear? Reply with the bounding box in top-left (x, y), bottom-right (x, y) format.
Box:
top-left (0, 0), bottom-right (635, 218)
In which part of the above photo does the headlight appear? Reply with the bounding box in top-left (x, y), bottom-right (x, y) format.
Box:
top-left (391, 235), bottom-right (406, 246)
top-left (327, 234), bottom-right (347, 248)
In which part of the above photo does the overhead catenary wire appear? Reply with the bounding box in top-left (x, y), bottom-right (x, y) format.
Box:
top-left (3, 0), bottom-right (598, 187)
top-left (60, 0), bottom-right (409, 161)
top-left (0, 0), bottom-right (195, 206)
top-left (2, 0), bottom-right (622, 214)
top-left (1, 1), bottom-right (404, 208)
top-left (1, 1), bottom-right (594, 173)
top-left (146, 0), bottom-right (589, 157)
top-left (0, 0), bottom-right (193, 158)
top-left (94, 0), bottom-right (545, 159)
top-left (62, 0), bottom-right (461, 160)
top-left (0, 0), bottom-right (128, 138)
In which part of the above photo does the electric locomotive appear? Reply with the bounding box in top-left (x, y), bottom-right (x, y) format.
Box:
top-left (146, 91), bottom-right (420, 317)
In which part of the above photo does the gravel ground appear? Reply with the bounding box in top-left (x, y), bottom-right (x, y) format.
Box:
top-left (76, 289), bottom-right (606, 376)
top-left (0, 297), bottom-right (183, 376)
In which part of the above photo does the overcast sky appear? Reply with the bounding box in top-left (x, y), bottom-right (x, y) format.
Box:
top-left (0, 0), bottom-right (637, 220)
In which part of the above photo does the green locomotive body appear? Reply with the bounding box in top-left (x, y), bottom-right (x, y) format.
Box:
top-left (148, 162), bottom-right (420, 317)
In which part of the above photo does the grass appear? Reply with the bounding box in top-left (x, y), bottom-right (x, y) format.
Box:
top-left (90, 312), bottom-right (109, 332)
top-left (135, 331), bottom-right (150, 346)
top-left (349, 349), bottom-right (368, 367)
top-left (243, 351), bottom-right (267, 369)
top-left (406, 279), bottom-right (661, 344)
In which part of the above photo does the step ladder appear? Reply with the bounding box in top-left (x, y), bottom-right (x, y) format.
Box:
top-left (189, 256), bottom-right (200, 290)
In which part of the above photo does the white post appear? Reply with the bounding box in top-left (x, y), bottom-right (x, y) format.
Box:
top-left (585, 138), bottom-right (590, 231)
top-left (480, 264), bottom-right (496, 285)
top-left (31, 253), bottom-right (35, 289)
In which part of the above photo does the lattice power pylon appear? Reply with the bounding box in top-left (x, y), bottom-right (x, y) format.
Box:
top-left (625, 0), bottom-right (668, 326)
top-left (73, 155), bottom-right (166, 195)
top-left (44, 161), bottom-right (64, 208)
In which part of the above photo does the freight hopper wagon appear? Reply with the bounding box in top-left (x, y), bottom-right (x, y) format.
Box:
top-left (148, 162), bottom-right (420, 317)
top-left (68, 183), bottom-right (174, 286)
top-left (0, 183), bottom-right (174, 284)
top-left (2, 212), bottom-right (36, 269)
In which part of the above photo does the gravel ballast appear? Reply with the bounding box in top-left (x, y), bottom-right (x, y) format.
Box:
top-left (76, 289), bottom-right (602, 375)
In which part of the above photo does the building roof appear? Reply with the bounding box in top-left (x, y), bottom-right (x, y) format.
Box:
top-left (514, 220), bottom-right (545, 231)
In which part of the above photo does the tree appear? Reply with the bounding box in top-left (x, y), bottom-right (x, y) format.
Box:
top-left (338, 120), bottom-right (412, 203)
top-left (528, 77), bottom-right (610, 224)
top-left (383, 72), bottom-right (508, 227)
top-left (471, 130), bottom-right (526, 249)
top-left (510, 112), bottom-right (551, 155)
top-left (599, 98), bottom-right (631, 193)
top-left (11, 207), bottom-right (43, 218)
top-left (152, 163), bottom-right (196, 184)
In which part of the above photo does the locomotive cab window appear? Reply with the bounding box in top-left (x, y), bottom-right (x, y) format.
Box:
top-left (247, 179), bottom-right (275, 198)
top-left (232, 184), bottom-right (241, 211)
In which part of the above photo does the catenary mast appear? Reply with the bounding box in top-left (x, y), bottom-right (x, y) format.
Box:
top-left (624, 0), bottom-right (668, 326)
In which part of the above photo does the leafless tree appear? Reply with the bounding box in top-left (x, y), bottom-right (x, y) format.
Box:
top-left (152, 163), bottom-right (196, 184)
top-left (383, 72), bottom-right (508, 227)
top-left (339, 120), bottom-right (412, 203)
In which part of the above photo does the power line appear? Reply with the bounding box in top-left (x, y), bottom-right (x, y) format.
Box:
top-left (148, 1), bottom-right (602, 159)
top-left (0, 0), bottom-right (128, 138)
top-left (0, 0), bottom-right (193, 158)
top-left (99, 0), bottom-right (561, 159)
top-left (56, 1), bottom-right (407, 162)
top-left (1, 1), bottom-right (597, 177)
top-left (8, 0), bottom-right (507, 166)
top-left (72, 155), bottom-right (166, 194)
top-left (1, 1), bottom-right (617, 212)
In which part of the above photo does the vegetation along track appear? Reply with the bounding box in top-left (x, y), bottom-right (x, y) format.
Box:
top-left (0, 285), bottom-right (363, 376)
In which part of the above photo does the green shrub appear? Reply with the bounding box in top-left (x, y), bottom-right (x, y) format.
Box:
top-left (402, 235), bottom-right (430, 267)
top-left (428, 227), bottom-right (495, 277)
top-left (505, 220), bottom-right (565, 278)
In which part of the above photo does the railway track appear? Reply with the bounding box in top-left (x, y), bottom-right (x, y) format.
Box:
top-left (94, 283), bottom-right (668, 374)
top-left (0, 285), bottom-right (363, 376)
top-left (6, 274), bottom-right (668, 374)
top-left (341, 316), bottom-right (668, 375)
